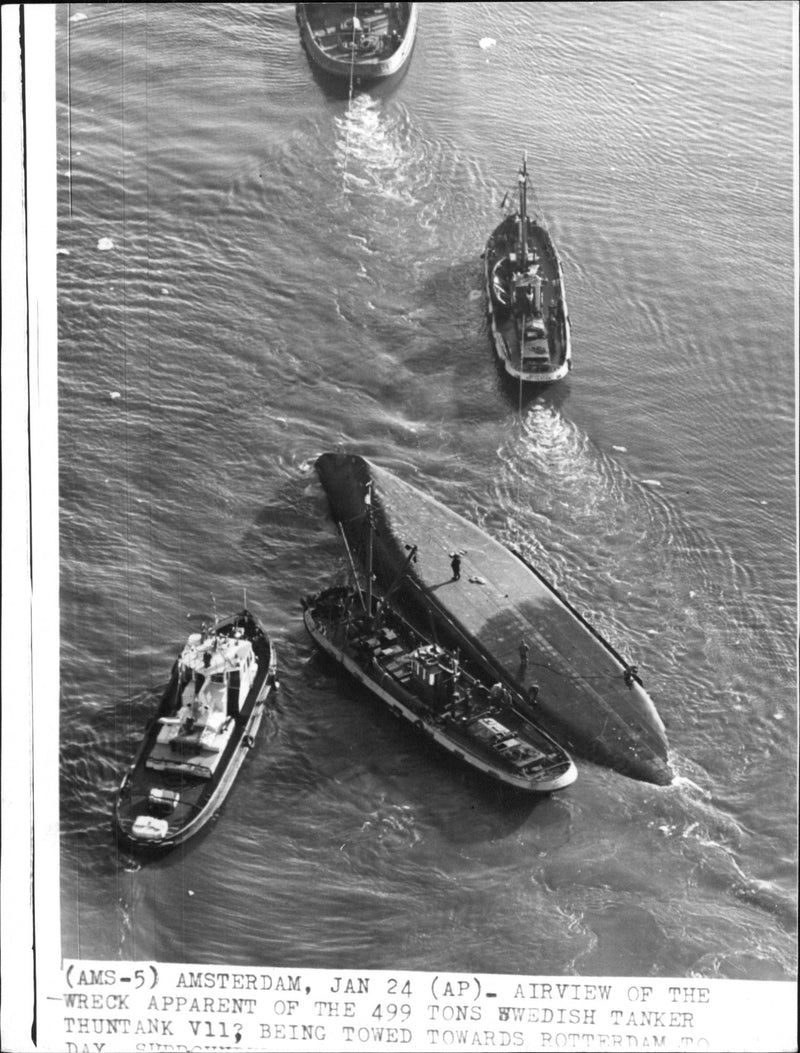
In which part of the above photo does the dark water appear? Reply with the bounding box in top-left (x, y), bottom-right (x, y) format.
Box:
top-left (57, 2), bottom-right (796, 980)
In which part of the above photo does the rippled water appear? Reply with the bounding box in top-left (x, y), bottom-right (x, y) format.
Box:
top-left (55, 2), bottom-right (795, 981)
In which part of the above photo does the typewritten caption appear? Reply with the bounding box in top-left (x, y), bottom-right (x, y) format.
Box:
top-left (50, 962), bottom-right (796, 1053)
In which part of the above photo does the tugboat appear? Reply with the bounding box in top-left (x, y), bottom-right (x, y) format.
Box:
top-left (114, 608), bottom-right (278, 852)
top-left (296, 3), bottom-right (418, 84)
top-left (302, 502), bottom-right (577, 794)
top-left (484, 153), bottom-right (572, 384)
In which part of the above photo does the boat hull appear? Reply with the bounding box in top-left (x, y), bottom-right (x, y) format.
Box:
top-left (296, 3), bottom-right (418, 83)
top-left (315, 453), bottom-right (673, 786)
top-left (303, 600), bottom-right (576, 793)
top-left (113, 613), bottom-right (277, 853)
top-left (484, 215), bottom-right (572, 384)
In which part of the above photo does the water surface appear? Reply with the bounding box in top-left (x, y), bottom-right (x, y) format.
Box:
top-left (57, 1), bottom-right (796, 981)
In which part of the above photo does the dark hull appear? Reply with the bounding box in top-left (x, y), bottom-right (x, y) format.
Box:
top-left (303, 588), bottom-right (577, 792)
top-left (315, 453), bottom-right (673, 786)
top-left (296, 3), bottom-right (418, 84)
top-left (114, 612), bottom-right (277, 853)
top-left (484, 214), bottom-right (571, 383)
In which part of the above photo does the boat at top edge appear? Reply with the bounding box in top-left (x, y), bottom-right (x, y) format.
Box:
top-left (296, 3), bottom-right (418, 83)
top-left (303, 556), bottom-right (577, 793)
top-left (314, 453), bottom-right (674, 787)
top-left (484, 154), bottom-right (572, 384)
top-left (114, 609), bottom-right (278, 852)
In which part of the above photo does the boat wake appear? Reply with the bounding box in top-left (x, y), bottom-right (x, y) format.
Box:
top-left (359, 801), bottom-right (422, 851)
top-left (491, 404), bottom-right (793, 678)
top-left (334, 96), bottom-right (435, 207)
top-left (490, 404), bottom-right (653, 590)
top-left (647, 781), bottom-right (798, 935)
top-left (332, 793), bottom-right (423, 870)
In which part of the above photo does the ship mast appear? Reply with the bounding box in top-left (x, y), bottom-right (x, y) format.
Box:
top-left (519, 151), bottom-right (528, 273)
top-left (338, 522), bottom-right (367, 612)
top-left (365, 481), bottom-right (374, 617)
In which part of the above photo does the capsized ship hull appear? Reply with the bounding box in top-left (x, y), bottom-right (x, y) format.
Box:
top-left (314, 452), bottom-right (673, 786)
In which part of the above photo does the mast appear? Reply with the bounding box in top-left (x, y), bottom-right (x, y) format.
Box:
top-left (365, 481), bottom-right (374, 616)
top-left (338, 522), bottom-right (367, 612)
top-left (519, 151), bottom-right (528, 272)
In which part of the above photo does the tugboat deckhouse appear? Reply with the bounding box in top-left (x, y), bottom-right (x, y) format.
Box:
top-left (145, 632), bottom-right (257, 781)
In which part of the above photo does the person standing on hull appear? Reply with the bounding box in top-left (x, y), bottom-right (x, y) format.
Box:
top-left (519, 639), bottom-right (530, 672)
top-left (450, 553), bottom-right (462, 581)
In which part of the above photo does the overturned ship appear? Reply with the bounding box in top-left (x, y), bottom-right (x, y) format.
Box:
top-left (314, 452), bottom-right (673, 786)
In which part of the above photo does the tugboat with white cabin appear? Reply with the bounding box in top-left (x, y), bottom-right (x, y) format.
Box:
top-left (114, 608), bottom-right (277, 852)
